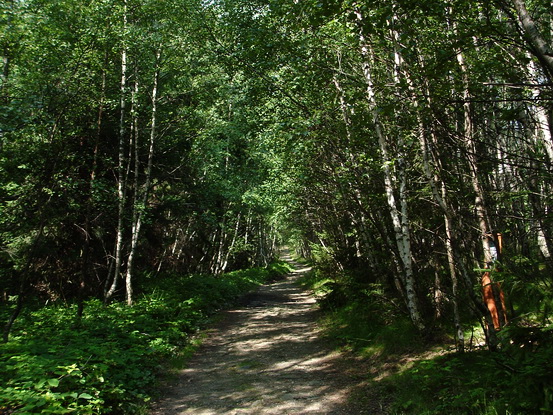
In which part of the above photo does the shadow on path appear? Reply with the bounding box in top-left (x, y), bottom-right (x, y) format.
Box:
top-left (150, 252), bottom-right (360, 415)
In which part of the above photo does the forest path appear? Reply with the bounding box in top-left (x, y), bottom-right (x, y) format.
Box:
top-left (149, 251), bottom-right (366, 414)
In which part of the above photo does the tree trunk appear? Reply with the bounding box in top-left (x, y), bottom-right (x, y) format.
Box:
top-left (455, 43), bottom-right (506, 346)
top-left (354, 8), bottom-right (425, 332)
top-left (221, 213), bottom-right (241, 273)
top-left (526, 57), bottom-right (553, 267)
top-left (422, 119), bottom-right (466, 350)
top-left (124, 66), bottom-right (141, 305)
top-left (399, 40), bottom-right (466, 350)
top-left (212, 210), bottom-right (228, 275)
top-left (125, 48), bottom-right (161, 305)
top-left (417, 102), bottom-right (465, 350)
top-left (510, 0), bottom-right (553, 79)
top-left (3, 294), bottom-right (23, 343)
top-left (105, 2), bottom-right (128, 302)
top-left (1, 0), bottom-right (13, 109)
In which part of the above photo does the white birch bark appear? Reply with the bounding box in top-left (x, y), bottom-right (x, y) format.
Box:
top-left (221, 213), bottom-right (241, 274)
top-left (527, 58), bottom-right (553, 262)
top-left (527, 57), bottom-right (553, 162)
top-left (106, 2), bottom-right (128, 301)
top-left (125, 48), bottom-right (161, 305)
top-left (213, 215), bottom-right (227, 275)
top-left (354, 9), bottom-right (425, 332)
top-left (395, 28), bottom-right (466, 348)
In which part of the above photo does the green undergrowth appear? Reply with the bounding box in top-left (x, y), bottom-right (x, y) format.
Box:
top-left (300, 268), bottom-right (553, 415)
top-left (0, 261), bottom-right (291, 414)
top-left (298, 270), bottom-right (424, 357)
top-left (383, 330), bottom-right (553, 415)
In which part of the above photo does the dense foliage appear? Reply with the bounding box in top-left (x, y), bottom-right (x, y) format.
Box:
top-left (0, 262), bottom-right (291, 414)
top-left (1, 0), bottom-right (280, 324)
top-left (268, 0), bottom-right (553, 346)
top-left (2, 0), bottom-right (553, 413)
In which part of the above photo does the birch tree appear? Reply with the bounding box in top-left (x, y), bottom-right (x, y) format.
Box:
top-left (105, 0), bottom-right (129, 302)
top-left (353, 7), bottom-right (425, 332)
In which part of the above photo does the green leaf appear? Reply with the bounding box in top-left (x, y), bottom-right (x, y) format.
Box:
top-left (78, 393), bottom-right (93, 400)
top-left (47, 378), bottom-right (60, 387)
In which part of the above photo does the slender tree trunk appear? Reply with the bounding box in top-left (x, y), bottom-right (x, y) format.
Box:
top-left (510, 0), bottom-right (553, 78)
top-left (396, 34), bottom-right (466, 350)
top-left (333, 67), bottom-right (405, 291)
top-left (244, 208), bottom-right (252, 247)
top-left (3, 294), bottom-right (23, 343)
top-left (257, 221), bottom-right (269, 267)
top-left (333, 68), bottom-right (352, 144)
top-left (526, 58), bottom-right (553, 266)
top-left (106, 2), bottom-right (128, 302)
top-left (455, 43), bottom-right (506, 346)
top-left (212, 209), bottom-right (228, 275)
top-left (417, 105), bottom-right (466, 350)
top-left (125, 48), bottom-right (161, 305)
top-left (1, 0), bottom-right (13, 110)
top-left (221, 213), bottom-right (241, 273)
top-left (124, 68), bottom-right (140, 305)
top-left (526, 153), bottom-right (553, 272)
top-left (421, 115), bottom-right (465, 350)
top-left (354, 8), bottom-right (425, 332)
top-left (427, 133), bottom-right (467, 351)
top-left (1, 47), bottom-right (8, 92)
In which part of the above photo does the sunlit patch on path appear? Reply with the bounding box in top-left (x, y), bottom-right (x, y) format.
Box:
top-left (150, 253), bottom-right (359, 414)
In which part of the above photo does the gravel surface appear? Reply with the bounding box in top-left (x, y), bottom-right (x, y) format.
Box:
top-left (149, 256), bottom-right (364, 414)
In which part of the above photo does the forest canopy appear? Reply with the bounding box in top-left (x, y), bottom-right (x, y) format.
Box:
top-left (1, 0), bottom-right (553, 411)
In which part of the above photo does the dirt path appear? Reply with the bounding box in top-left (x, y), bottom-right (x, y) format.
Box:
top-left (150, 254), bottom-right (363, 415)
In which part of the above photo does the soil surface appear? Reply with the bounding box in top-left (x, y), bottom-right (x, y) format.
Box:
top-left (149, 253), bottom-right (368, 415)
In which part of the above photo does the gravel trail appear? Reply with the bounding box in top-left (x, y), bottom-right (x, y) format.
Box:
top-left (150, 254), bottom-right (361, 414)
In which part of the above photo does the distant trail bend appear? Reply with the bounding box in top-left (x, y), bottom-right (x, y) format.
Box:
top-left (150, 252), bottom-right (365, 415)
